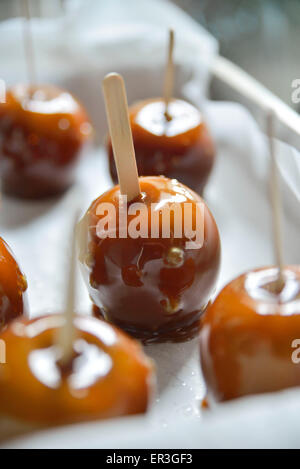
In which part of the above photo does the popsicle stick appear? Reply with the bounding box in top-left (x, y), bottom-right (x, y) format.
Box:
top-left (163, 29), bottom-right (175, 121)
top-left (267, 110), bottom-right (285, 291)
top-left (21, 0), bottom-right (37, 87)
top-left (102, 73), bottom-right (141, 202)
top-left (57, 214), bottom-right (79, 366)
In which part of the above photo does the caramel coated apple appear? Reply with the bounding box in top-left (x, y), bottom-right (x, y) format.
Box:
top-left (79, 176), bottom-right (220, 343)
top-left (0, 237), bottom-right (27, 328)
top-left (200, 266), bottom-right (300, 402)
top-left (0, 84), bottom-right (92, 199)
top-left (108, 99), bottom-right (215, 195)
top-left (0, 314), bottom-right (154, 425)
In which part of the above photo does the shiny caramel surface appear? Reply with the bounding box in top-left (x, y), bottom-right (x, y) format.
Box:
top-left (200, 266), bottom-right (300, 403)
top-left (0, 314), bottom-right (153, 425)
top-left (108, 98), bottom-right (215, 195)
top-left (79, 176), bottom-right (220, 343)
top-left (0, 237), bottom-right (27, 328)
top-left (0, 84), bottom-right (92, 199)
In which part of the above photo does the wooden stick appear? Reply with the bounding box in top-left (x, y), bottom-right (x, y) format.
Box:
top-left (102, 73), bottom-right (141, 202)
top-left (57, 214), bottom-right (79, 366)
top-left (21, 0), bottom-right (37, 86)
top-left (163, 29), bottom-right (175, 121)
top-left (267, 110), bottom-right (285, 290)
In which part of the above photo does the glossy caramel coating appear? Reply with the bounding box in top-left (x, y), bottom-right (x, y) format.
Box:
top-left (108, 99), bottom-right (215, 196)
top-left (0, 84), bottom-right (92, 199)
top-left (0, 237), bottom-right (27, 328)
top-left (200, 266), bottom-right (300, 403)
top-left (0, 314), bottom-right (154, 425)
top-left (79, 176), bottom-right (220, 343)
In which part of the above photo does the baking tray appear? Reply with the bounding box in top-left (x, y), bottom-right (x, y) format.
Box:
top-left (1, 56), bottom-right (300, 448)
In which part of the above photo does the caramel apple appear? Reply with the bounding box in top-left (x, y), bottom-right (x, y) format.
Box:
top-left (108, 98), bottom-right (215, 195)
top-left (199, 111), bottom-right (299, 403)
top-left (0, 237), bottom-right (27, 328)
top-left (79, 175), bottom-right (220, 343)
top-left (0, 84), bottom-right (92, 199)
top-left (0, 213), bottom-right (153, 439)
top-left (199, 266), bottom-right (300, 402)
top-left (0, 314), bottom-right (154, 429)
top-left (79, 73), bottom-right (220, 343)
